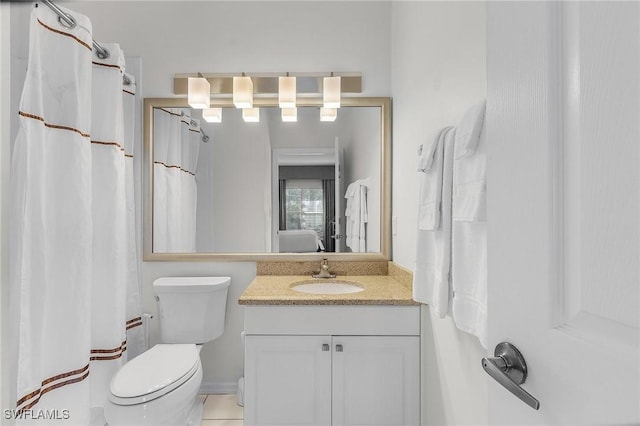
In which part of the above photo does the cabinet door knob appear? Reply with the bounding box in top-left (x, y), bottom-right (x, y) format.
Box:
top-left (322, 344), bottom-right (330, 351)
top-left (336, 344), bottom-right (343, 352)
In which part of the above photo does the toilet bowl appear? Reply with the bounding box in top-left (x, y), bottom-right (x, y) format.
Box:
top-left (104, 277), bottom-right (231, 426)
top-left (104, 344), bottom-right (203, 426)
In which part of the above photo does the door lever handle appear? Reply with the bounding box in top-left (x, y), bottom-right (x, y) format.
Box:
top-left (482, 342), bottom-right (540, 410)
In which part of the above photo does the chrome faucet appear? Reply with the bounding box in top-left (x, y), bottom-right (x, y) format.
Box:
top-left (312, 259), bottom-right (336, 279)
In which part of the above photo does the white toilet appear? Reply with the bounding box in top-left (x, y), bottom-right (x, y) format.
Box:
top-left (104, 276), bottom-right (231, 426)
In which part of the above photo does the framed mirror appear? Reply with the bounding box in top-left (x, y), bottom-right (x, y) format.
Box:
top-left (143, 97), bottom-right (391, 261)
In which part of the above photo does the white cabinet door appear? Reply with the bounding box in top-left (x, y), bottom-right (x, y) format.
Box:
top-left (487, 1), bottom-right (639, 423)
top-left (245, 335), bottom-right (332, 426)
top-left (245, 334), bottom-right (420, 426)
top-left (332, 336), bottom-right (420, 426)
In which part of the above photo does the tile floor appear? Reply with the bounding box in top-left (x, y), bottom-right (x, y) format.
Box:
top-left (200, 394), bottom-right (244, 426)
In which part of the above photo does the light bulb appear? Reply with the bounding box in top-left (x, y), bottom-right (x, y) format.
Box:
top-left (188, 77), bottom-right (210, 109)
top-left (279, 76), bottom-right (296, 108)
top-left (233, 76), bottom-right (253, 108)
top-left (242, 107), bottom-right (260, 122)
top-left (323, 75), bottom-right (341, 108)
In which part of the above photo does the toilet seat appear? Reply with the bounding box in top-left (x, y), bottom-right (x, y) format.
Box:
top-left (108, 344), bottom-right (199, 406)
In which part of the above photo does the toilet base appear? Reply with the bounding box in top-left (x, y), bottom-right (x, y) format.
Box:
top-left (185, 398), bottom-right (204, 426)
top-left (105, 399), bottom-right (202, 426)
top-left (104, 361), bottom-right (203, 426)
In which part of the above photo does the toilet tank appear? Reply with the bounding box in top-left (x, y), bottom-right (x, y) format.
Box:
top-left (153, 276), bottom-right (231, 344)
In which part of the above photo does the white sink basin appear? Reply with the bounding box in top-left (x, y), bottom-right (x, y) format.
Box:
top-left (291, 281), bottom-right (365, 295)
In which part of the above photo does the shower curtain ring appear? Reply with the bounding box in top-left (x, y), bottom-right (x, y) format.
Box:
top-left (57, 13), bottom-right (76, 29)
top-left (95, 44), bottom-right (110, 60)
top-left (41, 1), bottom-right (76, 28)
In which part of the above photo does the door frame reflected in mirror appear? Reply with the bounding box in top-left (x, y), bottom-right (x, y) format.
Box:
top-left (143, 96), bottom-right (391, 261)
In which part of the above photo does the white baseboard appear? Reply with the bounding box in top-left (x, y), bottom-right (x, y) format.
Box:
top-left (199, 381), bottom-right (238, 395)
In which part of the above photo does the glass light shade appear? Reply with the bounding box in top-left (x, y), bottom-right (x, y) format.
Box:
top-left (233, 76), bottom-right (253, 108)
top-left (188, 77), bottom-right (210, 109)
top-left (242, 107), bottom-right (260, 122)
top-left (323, 76), bottom-right (341, 108)
top-left (278, 76), bottom-right (296, 108)
top-left (202, 108), bottom-right (222, 123)
top-left (281, 107), bottom-right (297, 122)
top-left (320, 107), bottom-right (337, 122)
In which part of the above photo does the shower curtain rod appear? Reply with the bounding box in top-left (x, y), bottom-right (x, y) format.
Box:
top-left (40, 0), bottom-right (110, 60)
top-left (192, 120), bottom-right (210, 143)
top-left (180, 113), bottom-right (210, 143)
top-left (39, 0), bottom-right (132, 86)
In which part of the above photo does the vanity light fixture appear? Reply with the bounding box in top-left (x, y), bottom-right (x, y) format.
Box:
top-left (320, 107), bottom-right (337, 122)
top-left (187, 77), bottom-right (210, 109)
top-left (281, 107), bottom-right (297, 122)
top-left (174, 72), bottom-right (361, 100)
top-left (323, 74), bottom-right (341, 108)
top-left (242, 107), bottom-right (260, 122)
top-left (202, 108), bottom-right (222, 123)
top-left (233, 74), bottom-right (253, 108)
top-left (279, 74), bottom-right (296, 108)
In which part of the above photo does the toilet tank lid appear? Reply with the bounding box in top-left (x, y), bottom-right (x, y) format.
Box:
top-left (110, 344), bottom-right (199, 398)
top-left (153, 276), bottom-right (231, 293)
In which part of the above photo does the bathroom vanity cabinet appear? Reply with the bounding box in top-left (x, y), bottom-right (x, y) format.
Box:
top-left (243, 305), bottom-right (420, 426)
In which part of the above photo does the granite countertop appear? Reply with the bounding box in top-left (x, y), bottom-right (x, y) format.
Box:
top-left (238, 275), bottom-right (419, 306)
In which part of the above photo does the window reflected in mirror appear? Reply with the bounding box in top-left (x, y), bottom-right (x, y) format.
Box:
top-left (281, 178), bottom-right (329, 253)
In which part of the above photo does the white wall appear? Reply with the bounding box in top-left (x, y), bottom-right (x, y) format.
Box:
top-left (8, 1), bottom-right (391, 391)
top-left (268, 107), bottom-right (342, 150)
top-left (390, 2), bottom-right (488, 425)
top-left (209, 108), bottom-right (272, 253)
top-left (67, 1), bottom-right (392, 98)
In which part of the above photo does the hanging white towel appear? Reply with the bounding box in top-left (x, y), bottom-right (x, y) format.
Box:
top-left (417, 135), bottom-right (438, 172)
top-left (413, 127), bottom-right (456, 317)
top-left (451, 102), bottom-right (488, 348)
top-left (418, 128), bottom-right (451, 230)
top-left (358, 184), bottom-right (368, 251)
top-left (452, 100), bottom-right (487, 222)
top-left (345, 179), bottom-right (368, 252)
top-left (454, 99), bottom-right (486, 160)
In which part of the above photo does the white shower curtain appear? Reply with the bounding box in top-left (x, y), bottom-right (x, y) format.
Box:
top-left (89, 42), bottom-right (128, 412)
top-left (153, 108), bottom-right (200, 252)
top-left (122, 74), bottom-right (145, 360)
top-left (10, 4), bottom-right (142, 424)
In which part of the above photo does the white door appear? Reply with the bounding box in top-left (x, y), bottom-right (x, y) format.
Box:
top-left (334, 136), bottom-right (344, 252)
top-left (244, 335), bottom-right (332, 426)
top-left (487, 2), bottom-right (639, 424)
top-left (332, 336), bottom-right (420, 426)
